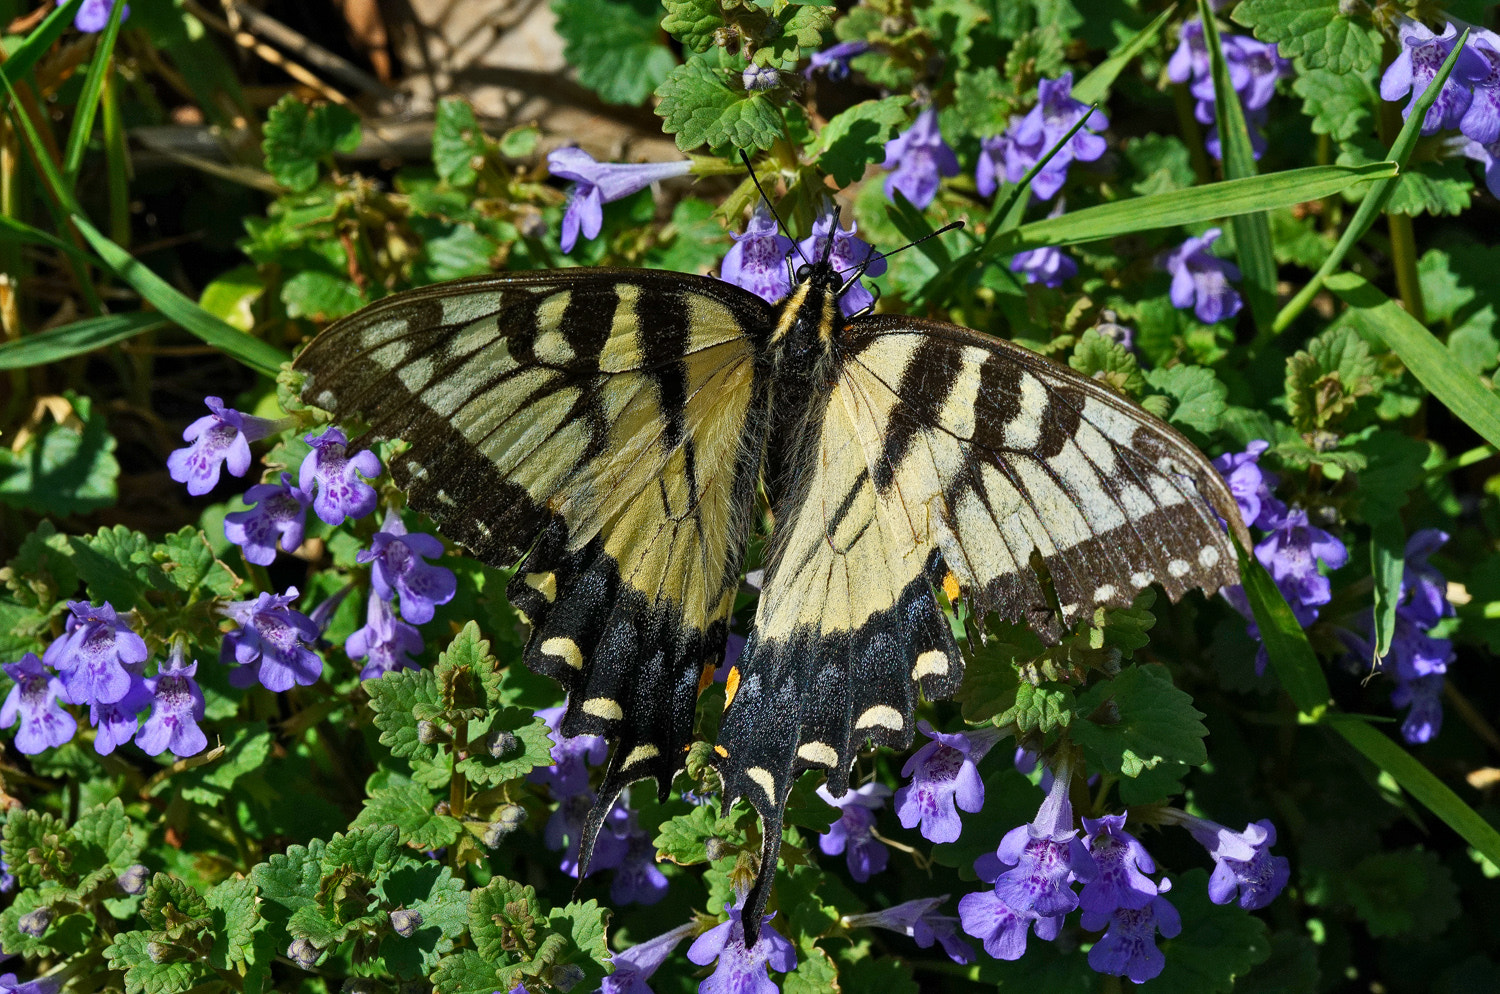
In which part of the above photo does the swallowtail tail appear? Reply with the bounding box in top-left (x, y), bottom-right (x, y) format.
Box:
top-left (295, 228), bottom-right (1248, 938)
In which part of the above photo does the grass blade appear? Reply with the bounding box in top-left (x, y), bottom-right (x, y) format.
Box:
top-left (62, 0), bottom-right (129, 185)
top-left (70, 214), bottom-right (289, 378)
top-left (1072, 6), bottom-right (1176, 106)
top-left (0, 312), bottom-right (165, 369)
top-left (0, 0), bottom-right (85, 87)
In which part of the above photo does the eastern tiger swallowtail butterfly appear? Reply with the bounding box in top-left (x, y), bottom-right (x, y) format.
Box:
top-left (294, 216), bottom-right (1249, 940)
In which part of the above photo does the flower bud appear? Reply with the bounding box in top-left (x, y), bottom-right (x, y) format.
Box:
top-left (548, 963), bottom-right (586, 992)
top-left (482, 804), bottom-right (528, 848)
top-left (417, 720), bottom-right (440, 744)
top-left (117, 863), bottom-right (150, 895)
top-left (288, 938), bottom-right (321, 970)
top-left (389, 908), bottom-right (423, 938)
top-left (743, 64), bottom-right (779, 92)
top-left (17, 907), bottom-right (52, 937)
top-left (487, 728), bottom-right (518, 758)
top-left (704, 837), bottom-right (731, 862)
top-left (147, 940), bottom-right (172, 964)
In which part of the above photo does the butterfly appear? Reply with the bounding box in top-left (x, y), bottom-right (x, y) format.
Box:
top-left (294, 217), bottom-right (1248, 940)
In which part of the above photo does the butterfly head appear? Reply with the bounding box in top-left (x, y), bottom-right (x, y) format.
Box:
top-left (769, 255), bottom-right (844, 382)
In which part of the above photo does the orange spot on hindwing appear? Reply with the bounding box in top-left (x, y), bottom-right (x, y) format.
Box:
top-left (723, 665), bottom-right (741, 710)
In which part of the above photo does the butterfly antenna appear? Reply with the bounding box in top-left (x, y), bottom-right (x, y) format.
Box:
top-left (738, 149), bottom-right (811, 267)
top-left (836, 220), bottom-right (966, 297)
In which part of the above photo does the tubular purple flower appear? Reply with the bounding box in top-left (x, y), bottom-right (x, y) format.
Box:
top-left (593, 806), bottom-right (668, 906)
top-left (547, 148), bottom-right (694, 254)
top-left (1, 653), bottom-right (77, 754)
top-left (843, 896), bottom-right (976, 965)
top-left (1164, 811), bottom-right (1290, 910)
top-left (817, 782), bottom-right (892, 882)
top-left (346, 591), bottom-right (424, 680)
top-left (1080, 814), bottom-right (1159, 914)
top-left (882, 107), bottom-right (960, 209)
top-left (957, 889), bottom-right (1062, 960)
top-left (1253, 507), bottom-right (1348, 617)
top-left (89, 673), bottom-right (150, 755)
top-left (1167, 18), bottom-right (1208, 87)
top-left (136, 644), bottom-right (208, 758)
top-left (804, 39), bottom-right (869, 80)
top-left (299, 427), bottom-right (382, 526)
top-left (894, 720), bottom-right (1002, 843)
top-left (1081, 879), bottom-right (1182, 983)
top-left (981, 753), bottom-right (1097, 919)
top-left (1392, 673), bottom-right (1445, 743)
top-left (988, 73), bottom-right (1109, 201)
top-left (356, 512), bottom-right (456, 624)
top-left (1212, 440), bottom-right (1286, 531)
top-left (167, 397), bottom-right (286, 497)
top-left (722, 204), bottom-right (795, 304)
top-left (0, 974), bottom-right (61, 994)
top-left (1462, 137), bottom-right (1500, 195)
top-left (1380, 19), bottom-right (1488, 135)
top-left (1162, 227), bottom-right (1242, 324)
top-left (1402, 529), bottom-right (1454, 628)
top-left (975, 127), bottom-right (1020, 198)
top-left (797, 205), bottom-right (888, 316)
top-left (43, 600), bottom-right (149, 707)
top-left (530, 703), bottom-right (609, 796)
top-left (220, 588), bottom-right (324, 692)
top-left (225, 472), bottom-right (313, 565)
top-left (1010, 246), bottom-right (1077, 287)
top-left (686, 902), bottom-right (796, 994)
top-left (602, 921), bottom-right (698, 994)
top-left (1462, 32), bottom-right (1500, 144)
top-left (75, 0), bottom-right (128, 32)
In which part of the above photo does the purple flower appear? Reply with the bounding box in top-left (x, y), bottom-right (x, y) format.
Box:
top-left (346, 591), bottom-right (424, 680)
top-left (742, 64), bottom-right (779, 92)
top-left (1166, 18), bottom-right (1209, 90)
top-left (1, 653), bottom-right (77, 754)
top-left (797, 205), bottom-right (888, 316)
top-left (843, 896), bottom-right (976, 965)
top-left (167, 397), bottom-right (285, 497)
top-left (1010, 246), bottom-right (1077, 287)
top-left (1463, 137), bottom-right (1500, 196)
top-left (602, 921), bottom-right (698, 994)
top-left (223, 473), bottom-right (312, 565)
top-left (74, 0), bottom-right (128, 33)
top-left (1212, 440), bottom-right (1286, 531)
top-left (1254, 507), bottom-right (1348, 620)
top-left (299, 427), bottom-right (382, 526)
top-left (0, 859), bottom-right (14, 893)
top-left (894, 721), bottom-right (1001, 843)
top-left (89, 672), bottom-right (150, 756)
top-left (957, 888), bottom-right (1061, 961)
top-left (596, 806), bottom-right (668, 906)
top-left (882, 107), bottom-right (960, 209)
top-left (1402, 529), bottom-right (1454, 628)
top-left (1380, 19), bottom-right (1487, 134)
top-left (1203, 105), bottom-right (1271, 161)
top-left (356, 513), bottom-right (456, 624)
top-left (0, 975), bottom-right (61, 994)
top-left (817, 782), bottom-right (892, 882)
top-left (531, 704), bottom-right (609, 796)
top-left (220, 588), bottom-right (323, 693)
top-left (722, 204), bottom-right (795, 304)
top-left (979, 73), bottom-right (1108, 201)
top-left (1081, 880), bottom-right (1182, 983)
top-left (1392, 673), bottom-right (1445, 743)
top-left (1462, 32), bottom-right (1500, 144)
top-left (1169, 812), bottom-right (1290, 910)
top-left (42, 600), bottom-right (148, 707)
top-left (1079, 814), bottom-right (1158, 915)
top-left (1226, 36), bottom-right (1293, 111)
top-left (547, 149), bottom-right (693, 254)
top-left (136, 644), bottom-right (207, 758)
top-left (686, 903), bottom-right (796, 994)
top-left (804, 39), bottom-right (869, 80)
top-left (1163, 227), bottom-right (1242, 324)
top-left (980, 755), bottom-right (1097, 919)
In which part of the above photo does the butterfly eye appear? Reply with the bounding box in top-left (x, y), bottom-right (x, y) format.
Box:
top-left (795, 264), bottom-right (812, 282)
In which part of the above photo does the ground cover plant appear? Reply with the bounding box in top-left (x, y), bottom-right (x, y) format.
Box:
top-left (1, 0), bottom-right (1499, 991)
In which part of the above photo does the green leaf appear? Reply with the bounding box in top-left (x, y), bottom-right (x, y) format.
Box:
top-left (1069, 329), bottom-right (1145, 397)
top-left (376, 861), bottom-right (469, 977)
top-left (1326, 272), bottom-right (1500, 452)
top-left (167, 728), bottom-right (273, 806)
top-left (0, 391), bottom-right (119, 515)
top-left (1124, 134), bottom-right (1196, 196)
top-left (68, 525), bottom-right (153, 609)
top-left (104, 930), bottom-right (215, 994)
top-left (433, 97), bottom-right (486, 186)
top-left (262, 95), bottom-right (362, 192)
top-left (1232, 0), bottom-right (1381, 74)
top-left (455, 706), bottom-right (555, 785)
top-left (999, 162), bottom-right (1394, 252)
top-left (1071, 664), bottom-right (1207, 795)
top-left (554, 0), bottom-right (676, 105)
top-left (142, 873), bottom-right (212, 932)
top-left (1336, 137), bottom-right (1473, 217)
top-left (367, 668), bottom-right (444, 764)
top-left (645, 197), bottom-right (728, 275)
top-left (322, 824), bottom-right (401, 878)
top-left (656, 56), bottom-right (784, 153)
top-left (655, 802), bottom-right (747, 865)
top-left (206, 877), bottom-right (264, 970)
top-left (1144, 364), bottom-right (1228, 435)
top-left (0, 312), bottom-right (166, 369)
top-left (249, 839), bottom-right (326, 931)
top-left (812, 96), bottom-right (911, 186)
top-left (783, 945), bottom-right (840, 994)
top-left (999, 682), bottom-right (1075, 735)
top-left (1293, 66), bottom-right (1377, 143)
top-left (1342, 847), bottom-right (1460, 939)
top-left (150, 526), bottom-right (239, 599)
top-left (2, 807), bottom-right (71, 889)
top-left (71, 214), bottom-right (289, 379)
top-left (1154, 869), bottom-right (1271, 993)
top-left (468, 874), bottom-right (542, 962)
top-left (431, 950), bottom-right (505, 994)
top-left (1236, 540), bottom-right (1331, 714)
top-left (662, 0), bottom-right (723, 52)
top-left (353, 770), bottom-right (463, 850)
top-left (1071, 5), bottom-right (1174, 105)
top-left (2, 519), bottom-right (78, 615)
top-left (281, 270), bottom-right (366, 321)
top-left (69, 797), bottom-right (140, 873)
top-left (544, 899), bottom-right (613, 992)
top-left (1284, 324), bottom-right (1377, 433)
top-left (952, 67), bottom-right (1013, 138)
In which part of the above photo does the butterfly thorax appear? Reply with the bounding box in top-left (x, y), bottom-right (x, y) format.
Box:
top-left (767, 260), bottom-right (843, 387)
